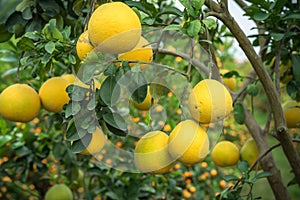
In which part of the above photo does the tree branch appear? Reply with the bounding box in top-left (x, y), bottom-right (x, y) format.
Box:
top-left (205, 0), bottom-right (300, 185)
top-left (157, 48), bottom-right (210, 76)
top-left (243, 103), bottom-right (291, 200)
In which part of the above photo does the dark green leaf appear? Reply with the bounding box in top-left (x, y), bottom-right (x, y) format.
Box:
top-left (253, 11), bottom-right (269, 21)
top-left (157, 7), bottom-right (183, 17)
top-left (22, 7), bottom-right (32, 20)
top-left (179, 0), bottom-right (195, 16)
top-left (70, 85), bottom-right (89, 101)
top-left (128, 72), bottom-right (148, 103)
top-left (5, 11), bottom-right (27, 33)
top-left (150, 82), bottom-right (169, 99)
top-left (255, 171), bottom-right (272, 179)
top-left (105, 123), bottom-right (127, 137)
top-left (247, 84), bottom-right (259, 96)
top-left (222, 70), bottom-right (239, 78)
top-left (104, 63), bottom-right (118, 76)
top-left (291, 54), bottom-right (300, 87)
top-left (238, 160), bottom-right (249, 173)
top-left (72, 0), bottom-right (84, 16)
top-left (45, 41), bottom-right (55, 54)
top-left (38, 0), bottom-right (60, 17)
top-left (0, 135), bottom-right (12, 148)
top-left (202, 18), bottom-right (217, 30)
top-left (17, 37), bottom-right (34, 51)
top-left (286, 81), bottom-right (300, 101)
top-left (192, 0), bottom-right (205, 10)
top-left (163, 24), bottom-right (182, 31)
top-left (283, 13), bottom-right (300, 20)
top-left (103, 112), bottom-right (127, 132)
top-left (223, 175), bottom-right (239, 182)
top-left (100, 76), bottom-right (120, 106)
top-left (270, 33), bottom-right (284, 41)
top-left (233, 102), bottom-right (245, 124)
top-left (187, 20), bottom-right (201, 37)
top-left (70, 134), bottom-right (91, 153)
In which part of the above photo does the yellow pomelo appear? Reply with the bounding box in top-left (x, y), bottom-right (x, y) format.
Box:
top-left (0, 84), bottom-right (40, 122)
top-left (88, 2), bottom-right (141, 54)
top-left (61, 74), bottom-right (100, 89)
top-left (283, 100), bottom-right (300, 128)
top-left (134, 131), bottom-right (173, 174)
top-left (220, 69), bottom-right (236, 91)
top-left (118, 36), bottom-right (153, 69)
top-left (240, 138), bottom-right (261, 170)
top-left (80, 127), bottom-right (107, 155)
top-left (132, 87), bottom-right (153, 111)
top-left (76, 31), bottom-right (94, 60)
top-left (211, 141), bottom-right (240, 167)
top-left (168, 120), bottom-right (209, 165)
top-left (39, 77), bottom-right (70, 113)
top-left (45, 184), bottom-right (73, 200)
top-left (188, 79), bottom-right (233, 123)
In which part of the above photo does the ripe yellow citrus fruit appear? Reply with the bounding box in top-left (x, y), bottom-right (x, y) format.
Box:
top-left (80, 127), bottom-right (107, 155)
top-left (134, 131), bottom-right (173, 174)
top-left (118, 36), bottom-right (153, 69)
top-left (211, 141), bottom-right (240, 167)
top-left (240, 138), bottom-right (261, 170)
top-left (45, 184), bottom-right (73, 200)
top-left (283, 100), bottom-right (300, 128)
top-left (39, 77), bottom-right (70, 113)
top-left (0, 84), bottom-right (40, 122)
top-left (61, 74), bottom-right (100, 89)
top-left (168, 120), bottom-right (209, 165)
top-left (88, 2), bottom-right (141, 54)
top-left (132, 87), bottom-right (153, 111)
top-left (188, 79), bottom-right (233, 123)
top-left (76, 31), bottom-right (94, 60)
top-left (220, 69), bottom-right (236, 91)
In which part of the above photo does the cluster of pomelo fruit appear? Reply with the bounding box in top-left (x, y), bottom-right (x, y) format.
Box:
top-left (211, 138), bottom-right (261, 170)
top-left (0, 74), bottom-right (99, 123)
top-left (76, 1), bottom-right (153, 67)
top-left (134, 79), bottom-right (234, 174)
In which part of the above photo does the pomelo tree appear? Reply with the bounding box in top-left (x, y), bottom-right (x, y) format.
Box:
top-left (0, 0), bottom-right (299, 199)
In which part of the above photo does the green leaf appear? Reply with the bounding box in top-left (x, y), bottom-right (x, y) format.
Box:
top-left (255, 171), bottom-right (272, 180)
top-left (238, 160), bottom-right (249, 173)
top-left (286, 81), bottom-right (300, 101)
top-left (17, 37), bottom-right (35, 51)
top-left (150, 83), bottom-right (169, 99)
top-left (157, 7), bottom-right (183, 17)
top-left (69, 54), bottom-right (76, 65)
top-left (247, 84), bottom-right (259, 96)
top-left (192, 0), bottom-right (205, 10)
top-left (69, 85), bottom-right (89, 101)
top-left (233, 102), bottom-right (245, 124)
top-left (163, 24), bottom-right (182, 31)
top-left (45, 41), bottom-right (55, 54)
top-left (0, 135), bottom-right (12, 148)
top-left (70, 134), bottom-right (91, 153)
top-left (202, 18), bottom-right (217, 30)
top-left (127, 71), bottom-right (148, 103)
top-left (103, 112), bottom-right (127, 132)
top-left (223, 175), bottom-right (239, 182)
top-left (22, 7), bottom-right (32, 20)
top-left (179, 0), bottom-right (195, 16)
top-left (283, 13), bottom-right (300, 20)
top-left (270, 33), bottom-right (284, 41)
top-left (72, 0), bottom-right (84, 16)
top-left (253, 11), bottom-right (269, 21)
top-left (291, 54), bottom-right (300, 87)
top-left (187, 20), bottom-right (201, 37)
top-left (100, 76), bottom-right (120, 106)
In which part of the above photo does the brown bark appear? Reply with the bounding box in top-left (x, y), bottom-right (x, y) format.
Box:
top-left (204, 0), bottom-right (300, 186)
top-left (243, 104), bottom-right (291, 200)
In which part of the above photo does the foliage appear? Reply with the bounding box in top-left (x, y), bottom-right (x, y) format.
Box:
top-left (0, 0), bottom-right (300, 200)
